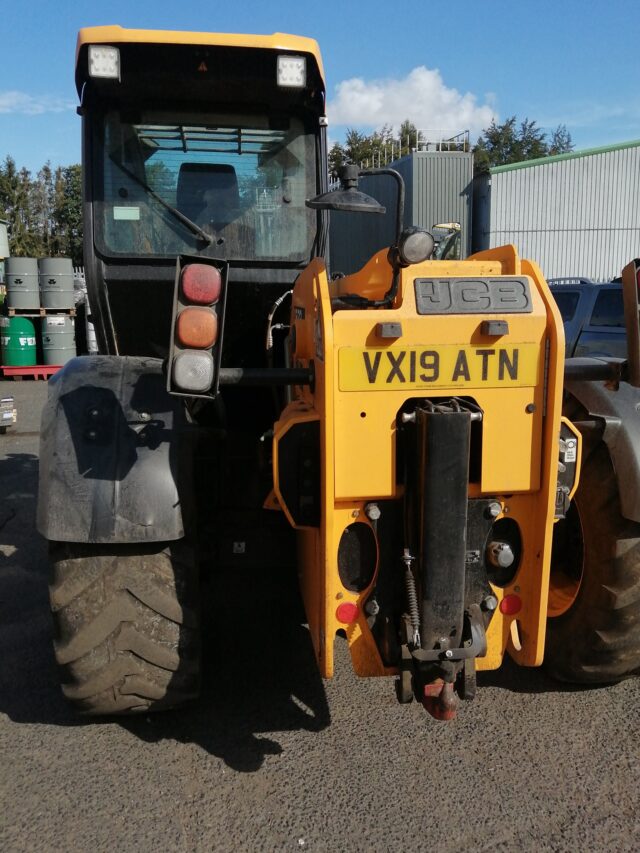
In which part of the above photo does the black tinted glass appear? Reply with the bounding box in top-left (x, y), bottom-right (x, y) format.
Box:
top-left (552, 291), bottom-right (580, 322)
top-left (590, 289), bottom-right (624, 328)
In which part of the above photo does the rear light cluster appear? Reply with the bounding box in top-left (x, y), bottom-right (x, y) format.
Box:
top-left (168, 256), bottom-right (228, 397)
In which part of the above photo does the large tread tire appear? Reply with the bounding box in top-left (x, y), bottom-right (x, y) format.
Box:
top-left (546, 443), bottom-right (640, 683)
top-left (49, 541), bottom-right (200, 715)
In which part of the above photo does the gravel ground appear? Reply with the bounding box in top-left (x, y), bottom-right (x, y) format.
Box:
top-left (1, 377), bottom-right (639, 852)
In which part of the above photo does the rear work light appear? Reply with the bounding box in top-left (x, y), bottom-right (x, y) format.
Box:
top-left (277, 55), bottom-right (306, 88)
top-left (88, 45), bottom-right (120, 80)
top-left (168, 256), bottom-right (228, 398)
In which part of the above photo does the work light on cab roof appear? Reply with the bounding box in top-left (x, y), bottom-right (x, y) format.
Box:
top-left (85, 41), bottom-right (307, 89)
top-left (88, 45), bottom-right (120, 79)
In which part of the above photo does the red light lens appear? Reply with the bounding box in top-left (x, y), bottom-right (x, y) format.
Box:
top-left (499, 594), bottom-right (522, 615)
top-left (336, 602), bottom-right (359, 624)
top-left (181, 264), bottom-right (222, 305)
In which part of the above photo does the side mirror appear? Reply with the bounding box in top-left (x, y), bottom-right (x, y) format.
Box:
top-left (306, 165), bottom-right (385, 214)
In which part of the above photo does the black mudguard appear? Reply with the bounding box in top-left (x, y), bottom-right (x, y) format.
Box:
top-left (566, 378), bottom-right (640, 524)
top-left (37, 356), bottom-right (191, 543)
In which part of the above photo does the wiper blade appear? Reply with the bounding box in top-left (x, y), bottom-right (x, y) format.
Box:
top-left (110, 156), bottom-right (213, 245)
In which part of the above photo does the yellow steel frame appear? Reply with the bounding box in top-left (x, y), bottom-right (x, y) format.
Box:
top-left (274, 246), bottom-right (566, 678)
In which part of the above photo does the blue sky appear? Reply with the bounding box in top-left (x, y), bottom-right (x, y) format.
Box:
top-left (1, 0), bottom-right (639, 173)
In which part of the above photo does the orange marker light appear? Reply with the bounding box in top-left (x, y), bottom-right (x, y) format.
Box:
top-left (499, 594), bottom-right (522, 615)
top-left (336, 602), bottom-right (359, 624)
top-left (181, 263), bottom-right (222, 305)
top-left (176, 307), bottom-right (218, 349)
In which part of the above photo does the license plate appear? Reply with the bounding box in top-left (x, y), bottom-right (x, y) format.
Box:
top-left (338, 344), bottom-right (540, 391)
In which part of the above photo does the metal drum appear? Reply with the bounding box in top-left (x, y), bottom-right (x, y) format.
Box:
top-left (85, 313), bottom-right (99, 354)
top-left (41, 315), bottom-right (76, 365)
top-left (39, 257), bottom-right (75, 310)
top-left (6, 257), bottom-right (40, 310)
top-left (0, 317), bottom-right (37, 366)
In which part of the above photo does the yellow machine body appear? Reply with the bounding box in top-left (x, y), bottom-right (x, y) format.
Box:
top-left (273, 245), bottom-right (568, 679)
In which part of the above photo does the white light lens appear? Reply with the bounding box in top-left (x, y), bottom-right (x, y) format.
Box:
top-left (398, 228), bottom-right (435, 266)
top-left (277, 55), bottom-right (306, 88)
top-left (88, 45), bottom-right (120, 80)
top-left (172, 350), bottom-right (214, 393)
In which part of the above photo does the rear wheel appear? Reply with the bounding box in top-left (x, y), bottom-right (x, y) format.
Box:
top-left (49, 541), bottom-right (200, 714)
top-left (546, 443), bottom-right (640, 683)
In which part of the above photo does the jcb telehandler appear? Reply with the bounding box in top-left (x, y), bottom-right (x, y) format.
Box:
top-left (38, 26), bottom-right (640, 719)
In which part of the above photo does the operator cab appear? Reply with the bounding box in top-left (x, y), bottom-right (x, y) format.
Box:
top-left (76, 27), bottom-right (327, 361)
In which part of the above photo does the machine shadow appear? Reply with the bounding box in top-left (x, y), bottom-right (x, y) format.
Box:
top-left (0, 452), bottom-right (78, 727)
top-left (119, 562), bottom-right (331, 772)
top-left (2, 448), bottom-right (599, 763)
top-left (0, 449), bottom-right (330, 763)
top-left (478, 653), bottom-right (603, 695)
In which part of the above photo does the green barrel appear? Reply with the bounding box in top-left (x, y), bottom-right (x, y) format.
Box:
top-left (0, 317), bottom-right (37, 366)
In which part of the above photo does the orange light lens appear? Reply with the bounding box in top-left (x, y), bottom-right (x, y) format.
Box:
top-left (181, 263), bottom-right (222, 305)
top-left (176, 307), bottom-right (218, 349)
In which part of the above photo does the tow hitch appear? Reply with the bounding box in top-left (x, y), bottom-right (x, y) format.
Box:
top-left (399, 399), bottom-right (496, 719)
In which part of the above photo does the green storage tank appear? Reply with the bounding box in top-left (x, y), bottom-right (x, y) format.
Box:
top-left (0, 317), bottom-right (37, 366)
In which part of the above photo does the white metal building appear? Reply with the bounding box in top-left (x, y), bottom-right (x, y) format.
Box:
top-left (473, 140), bottom-right (640, 281)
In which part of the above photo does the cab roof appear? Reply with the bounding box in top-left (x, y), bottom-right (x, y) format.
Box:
top-left (76, 25), bottom-right (325, 92)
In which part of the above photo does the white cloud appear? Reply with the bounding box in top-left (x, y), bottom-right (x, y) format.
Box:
top-left (327, 66), bottom-right (497, 138)
top-left (0, 91), bottom-right (74, 115)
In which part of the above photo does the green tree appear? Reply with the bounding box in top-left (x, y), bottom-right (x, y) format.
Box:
top-left (33, 163), bottom-right (55, 255)
top-left (330, 120), bottom-right (419, 172)
top-left (548, 124), bottom-right (574, 156)
top-left (0, 158), bottom-right (43, 256)
top-left (0, 156), bottom-right (84, 260)
top-left (53, 164), bottom-right (83, 265)
top-left (474, 116), bottom-right (574, 173)
top-left (398, 120), bottom-right (420, 157)
top-left (328, 141), bottom-right (346, 176)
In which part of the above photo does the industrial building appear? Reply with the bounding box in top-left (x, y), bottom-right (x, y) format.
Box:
top-left (473, 140), bottom-right (640, 281)
top-left (329, 147), bottom-right (474, 275)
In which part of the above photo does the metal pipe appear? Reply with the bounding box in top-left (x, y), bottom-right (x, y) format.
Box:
top-left (218, 367), bottom-right (313, 387)
top-left (564, 357), bottom-right (626, 382)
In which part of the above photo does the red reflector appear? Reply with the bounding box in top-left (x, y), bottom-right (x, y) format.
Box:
top-left (176, 307), bottom-right (218, 348)
top-left (336, 602), bottom-right (359, 624)
top-left (181, 264), bottom-right (222, 305)
top-left (499, 594), bottom-right (522, 615)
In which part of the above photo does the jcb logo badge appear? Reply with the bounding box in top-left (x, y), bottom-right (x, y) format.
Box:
top-left (338, 344), bottom-right (540, 391)
top-left (415, 277), bottom-right (532, 315)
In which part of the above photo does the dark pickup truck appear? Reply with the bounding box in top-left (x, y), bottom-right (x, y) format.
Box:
top-left (548, 278), bottom-right (626, 358)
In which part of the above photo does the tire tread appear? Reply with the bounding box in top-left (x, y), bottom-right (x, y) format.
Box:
top-left (49, 542), bottom-right (200, 715)
top-left (546, 443), bottom-right (640, 683)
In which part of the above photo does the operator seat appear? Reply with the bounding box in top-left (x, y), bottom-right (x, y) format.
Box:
top-left (176, 163), bottom-right (240, 229)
